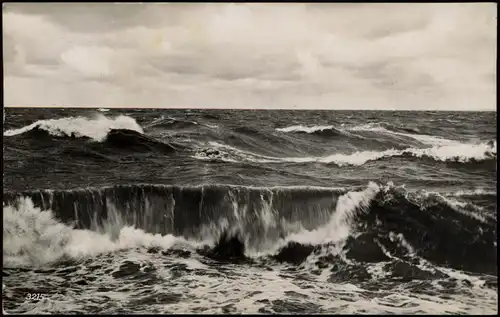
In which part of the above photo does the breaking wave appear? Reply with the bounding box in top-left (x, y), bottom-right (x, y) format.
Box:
top-left (3, 115), bottom-right (143, 142)
top-left (444, 189), bottom-right (497, 197)
top-left (3, 182), bottom-right (496, 275)
top-left (3, 197), bottom-right (187, 267)
top-left (275, 125), bottom-right (348, 137)
top-left (194, 141), bottom-right (496, 166)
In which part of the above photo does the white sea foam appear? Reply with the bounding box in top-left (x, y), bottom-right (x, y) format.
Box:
top-left (276, 125), bottom-right (337, 134)
top-left (195, 140), bottom-right (496, 166)
top-left (397, 187), bottom-right (491, 223)
top-left (3, 187), bottom-right (497, 315)
top-left (320, 141), bottom-right (496, 165)
top-left (283, 182), bottom-right (380, 247)
top-left (437, 195), bottom-right (489, 223)
top-left (444, 189), bottom-right (496, 197)
top-left (2, 197), bottom-right (184, 267)
top-left (3, 114), bottom-right (143, 142)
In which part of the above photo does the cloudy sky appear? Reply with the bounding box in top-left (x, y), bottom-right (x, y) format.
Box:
top-left (2, 3), bottom-right (497, 110)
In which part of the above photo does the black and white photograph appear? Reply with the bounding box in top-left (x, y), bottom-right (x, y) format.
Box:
top-left (2, 2), bottom-right (497, 314)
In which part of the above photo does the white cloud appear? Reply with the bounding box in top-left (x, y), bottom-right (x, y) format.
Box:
top-left (2, 3), bottom-right (497, 110)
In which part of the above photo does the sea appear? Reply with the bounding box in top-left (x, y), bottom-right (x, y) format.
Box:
top-left (2, 108), bottom-right (497, 314)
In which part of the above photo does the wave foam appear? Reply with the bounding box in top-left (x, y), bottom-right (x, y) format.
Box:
top-left (3, 115), bottom-right (143, 142)
top-left (194, 141), bottom-right (496, 166)
top-left (3, 182), bottom-right (381, 266)
top-left (276, 125), bottom-right (337, 134)
top-left (2, 197), bottom-right (184, 267)
top-left (3, 181), bottom-right (495, 275)
top-left (323, 141), bottom-right (496, 165)
top-left (441, 188), bottom-right (496, 197)
top-left (284, 182), bottom-right (380, 247)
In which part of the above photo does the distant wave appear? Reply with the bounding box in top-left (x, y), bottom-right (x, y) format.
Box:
top-left (443, 189), bottom-right (497, 197)
top-left (104, 129), bottom-right (185, 154)
top-left (3, 115), bottom-right (143, 142)
top-left (276, 125), bottom-right (345, 136)
top-left (276, 125), bottom-right (334, 133)
top-left (352, 141), bottom-right (497, 165)
top-left (147, 115), bottom-right (199, 129)
top-left (194, 141), bottom-right (496, 166)
top-left (277, 123), bottom-right (456, 146)
top-left (346, 123), bottom-right (456, 146)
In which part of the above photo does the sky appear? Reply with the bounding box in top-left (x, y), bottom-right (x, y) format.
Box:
top-left (2, 3), bottom-right (497, 110)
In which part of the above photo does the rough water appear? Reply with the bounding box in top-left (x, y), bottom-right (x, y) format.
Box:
top-left (2, 108), bottom-right (497, 314)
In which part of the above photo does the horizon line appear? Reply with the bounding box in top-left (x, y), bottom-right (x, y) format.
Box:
top-left (2, 105), bottom-right (497, 112)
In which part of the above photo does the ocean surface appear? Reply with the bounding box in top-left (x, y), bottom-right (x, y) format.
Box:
top-left (2, 108), bottom-right (497, 314)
